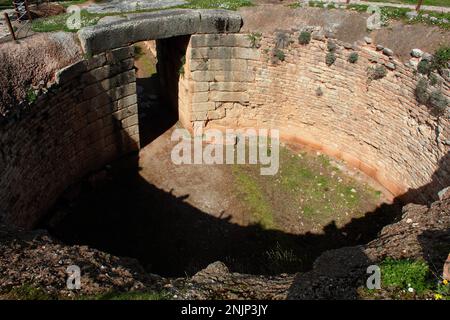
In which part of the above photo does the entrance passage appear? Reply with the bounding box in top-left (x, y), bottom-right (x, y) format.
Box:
top-left (134, 36), bottom-right (190, 148)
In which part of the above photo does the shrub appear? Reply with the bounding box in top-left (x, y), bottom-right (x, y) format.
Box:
top-left (325, 52), bottom-right (336, 66)
top-left (274, 48), bottom-right (286, 62)
top-left (429, 90), bottom-right (448, 116)
top-left (348, 52), bottom-right (359, 64)
top-left (247, 32), bottom-right (262, 48)
top-left (415, 78), bottom-right (430, 105)
top-left (417, 59), bottom-right (431, 75)
top-left (275, 31), bottom-right (289, 49)
top-left (368, 65), bottom-right (387, 80)
top-left (429, 73), bottom-right (440, 86)
top-left (298, 31), bottom-right (311, 45)
top-left (26, 89), bottom-right (38, 104)
top-left (430, 46), bottom-right (450, 73)
top-left (327, 40), bottom-right (337, 52)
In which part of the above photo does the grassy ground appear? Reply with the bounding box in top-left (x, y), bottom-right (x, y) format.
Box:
top-left (232, 145), bottom-right (382, 233)
top-left (359, 258), bottom-right (450, 300)
top-left (30, 0), bottom-right (253, 32)
top-left (364, 0), bottom-right (450, 8)
top-left (290, 1), bottom-right (450, 29)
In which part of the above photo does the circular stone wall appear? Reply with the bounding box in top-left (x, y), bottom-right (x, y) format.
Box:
top-left (184, 32), bottom-right (450, 200)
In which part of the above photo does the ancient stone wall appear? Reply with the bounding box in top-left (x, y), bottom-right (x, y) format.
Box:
top-left (0, 46), bottom-right (139, 228)
top-left (183, 32), bottom-right (450, 200)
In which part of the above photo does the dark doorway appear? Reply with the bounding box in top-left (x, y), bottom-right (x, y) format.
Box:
top-left (134, 35), bottom-right (190, 148)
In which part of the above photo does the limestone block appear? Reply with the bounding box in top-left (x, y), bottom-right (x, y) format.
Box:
top-left (191, 71), bottom-right (215, 82)
top-left (78, 10), bottom-right (200, 55)
top-left (192, 92), bottom-right (209, 103)
top-left (192, 82), bottom-right (210, 92)
top-left (207, 108), bottom-right (226, 120)
top-left (121, 114), bottom-right (139, 128)
top-left (115, 94), bottom-right (138, 110)
top-left (207, 59), bottom-right (248, 71)
top-left (106, 46), bottom-right (135, 63)
top-left (210, 82), bottom-right (247, 92)
top-left (197, 10), bottom-right (242, 34)
top-left (210, 91), bottom-right (250, 102)
top-left (192, 102), bottom-right (215, 112)
top-left (56, 60), bottom-right (87, 84)
top-left (78, 10), bottom-right (242, 55)
top-left (192, 111), bottom-right (208, 121)
top-left (213, 71), bottom-right (255, 82)
top-left (191, 47), bottom-right (259, 60)
top-left (191, 34), bottom-right (251, 48)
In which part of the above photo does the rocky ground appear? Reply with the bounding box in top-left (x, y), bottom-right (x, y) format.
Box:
top-left (1, 189), bottom-right (448, 300)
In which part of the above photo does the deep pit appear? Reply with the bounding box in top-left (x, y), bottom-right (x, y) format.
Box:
top-left (39, 42), bottom-right (400, 277)
top-left (0, 8), bottom-right (448, 297)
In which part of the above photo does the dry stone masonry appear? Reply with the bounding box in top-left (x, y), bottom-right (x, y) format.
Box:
top-left (0, 10), bottom-right (448, 228)
top-left (0, 46), bottom-right (139, 228)
top-left (179, 31), bottom-right (449, 200)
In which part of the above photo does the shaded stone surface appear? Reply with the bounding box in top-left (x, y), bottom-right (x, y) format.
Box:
top-left (86, 0), bottom-right (187, 14)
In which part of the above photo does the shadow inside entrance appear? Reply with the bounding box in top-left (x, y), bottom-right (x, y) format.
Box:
top-left (42, 153), bottom-right (406, 277)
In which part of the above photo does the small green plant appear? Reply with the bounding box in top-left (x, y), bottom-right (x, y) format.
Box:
top-left (298, 31), bottom-right (311, 45)
top-left (133, 45), bottom-right (144, 59)
top-left (417, 59), bottom-right (431, 75)
top-left (26, 89), bottom-right (38, 104)
top-left (325, 52), bottom-right (336, 66)
top-left (380, 258), bottom-right (432, 294)
top-left (247, 32), bottom-right (262, 48)
top-left (429, 73), bottom-right (440, 86)
top-left (274, 48), bottom-right (286, 62)
top-left (415, 78), bottom-right (429, 105)
top-left (348, 52), bottom-right (359, 64)
top-left (178, 55), bottom-right (186, 76)
top-left (368, 65), bottom-right (387, 80)
top-left (430, 46), bottom-right (450, 73)
top-left (428, 90), bottom-right (449, 116)
top-left (327, 40), bottom-right (337, 52)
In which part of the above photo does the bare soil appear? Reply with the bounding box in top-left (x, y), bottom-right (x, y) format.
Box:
top-left (0, 32), bottom-right (82, 116)
top-left (239, 3), bottom-right (450, 60)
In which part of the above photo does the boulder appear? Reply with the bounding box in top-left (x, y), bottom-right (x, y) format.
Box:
top-left (382, 48), bottom-right (394, 57)
top-left (411, 48), bottom-right (423, 58)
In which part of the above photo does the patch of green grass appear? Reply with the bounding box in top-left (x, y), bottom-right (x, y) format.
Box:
top-left (31, 0), bottom-right (253, 33)
top-left (364, 0), bottom-right (450, 7)
top-left (380, 258), bottom-right (432, 294)
top-left (232, 166), bottom-right (274, 229)
top-left (292, 1), bottom-right (450, 29)
top-left (32, 9), bottom-right (102, 32)
top-left (87, 290), bottom-right (170, 300)
top-left (182, 0), bottom-right (253, 10)
top-left (318, 154), bottom-right (331, 167)
top-left (4, 285), bottom-right (54, 300)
